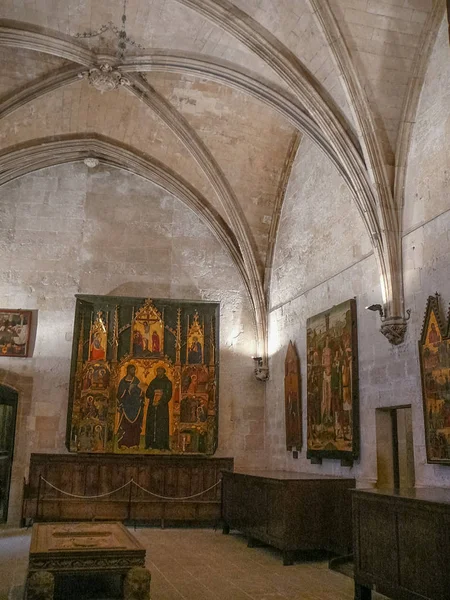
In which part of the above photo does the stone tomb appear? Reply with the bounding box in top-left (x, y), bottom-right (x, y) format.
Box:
top-left (27, 522), bottom-right (150, 599)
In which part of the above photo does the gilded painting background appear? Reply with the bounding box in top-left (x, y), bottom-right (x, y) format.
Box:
top-left (306, 299), bottom-right (359, 462)
top-left (67, 295), bottom-right (219, 455)
top-left (419, 295), bottom-right (450, 464)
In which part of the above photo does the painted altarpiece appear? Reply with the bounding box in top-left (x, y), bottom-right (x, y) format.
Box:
top-left (306, 299), bottom-right (359, 463)
top-left (419, 294), bottom-right (450, 465)
top-left (66, 295), bottom-right (219, 455)
top-left (285, 341), bottom-right (302, 451)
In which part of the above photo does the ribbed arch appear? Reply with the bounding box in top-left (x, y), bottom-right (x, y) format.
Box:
top-left (171, 0), bottom-right (400, 320)
top-left (0, 19), bottom-right (389, 313)
top-left (0, 8), bottom-right (415, 345)
top-left (0, 134), bottom-right (253, 302)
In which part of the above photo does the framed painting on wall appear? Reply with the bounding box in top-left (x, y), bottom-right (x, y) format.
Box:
top-left (66, 295), bottom-right (220, 456)
top-left (0, 309), bottom-right (32, 357)
top-left (306, 299), bottom-right (359, 464)
top-left (285, 341), bottom-right (302, 451)
top-left (419, 294), bottom-right (450, 465)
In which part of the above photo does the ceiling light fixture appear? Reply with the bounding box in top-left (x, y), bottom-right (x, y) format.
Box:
top-left (75, 0), bottom-right (145, 58)
top-left (76, 0), bottom-right (143, 92)
top-left (365, 304), bottom-right (384, 319)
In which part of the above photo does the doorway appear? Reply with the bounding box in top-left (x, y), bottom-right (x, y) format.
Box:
top-left (0, 385), bottom-right (18, 523)
top-left (376, 405), bottom-right (415, 489)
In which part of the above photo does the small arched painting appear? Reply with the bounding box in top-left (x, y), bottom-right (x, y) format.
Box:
top-left (285, 341), bottom-right (302, 451)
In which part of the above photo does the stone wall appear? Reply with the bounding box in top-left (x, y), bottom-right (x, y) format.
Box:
top-left (266, 22), bottom-right (450, 491)
top-left (0, 162), bottom-right (264, 527)
top-left (266, 136), bottom-right (380, 486)
top-left (401, 16), bottom-right (450, 487)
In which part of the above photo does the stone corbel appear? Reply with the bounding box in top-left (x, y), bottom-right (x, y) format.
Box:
top-left (253, 356), bottom-right (269, 381)
top-left (367, 304), bottom-right (411, 345)
top-left (379, 312), bottom-right (411, 345)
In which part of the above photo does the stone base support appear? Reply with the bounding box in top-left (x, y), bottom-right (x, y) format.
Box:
top-left (124, 566), bottom-right (151, 600)
top-left (27, 571), bottom-right (55, 600)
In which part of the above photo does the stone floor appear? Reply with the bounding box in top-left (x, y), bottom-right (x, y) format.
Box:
top-left (0, 527), bottom-right (389, 600)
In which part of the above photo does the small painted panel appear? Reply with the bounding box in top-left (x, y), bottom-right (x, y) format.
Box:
top-left (285, 341), bottom-right (302, 451)
top-left (306, 299), bottom-right (359, 462)
top-left (187, 311), bottom-right (204, 364)
top-left (132, 300), bottom-right (165, 358)
top-left (89, 312), bottom-right (107, 361)
top-left (0, 309), bottom-right (32, 357)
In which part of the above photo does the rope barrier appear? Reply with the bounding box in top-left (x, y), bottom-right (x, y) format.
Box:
top-left (132, 479), bottom-right (221, 500)
top-left (39, 476), bottom-right (221, 501)
top-left (40, 477), bottom-right (132, 499)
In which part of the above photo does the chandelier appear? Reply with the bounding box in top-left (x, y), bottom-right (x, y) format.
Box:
top-left (76, 0), bottom-right (143, 92)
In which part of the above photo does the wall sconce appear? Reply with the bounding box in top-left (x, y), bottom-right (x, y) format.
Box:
top-left (365, 304), bottom-right (384, 319)
top-left (252, 356), bottom-right (269, 382)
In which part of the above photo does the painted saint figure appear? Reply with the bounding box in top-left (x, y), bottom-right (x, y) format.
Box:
top-left (133, 330), bottom-right (144, 356)
top-left (143, 323), bottom-right (150, 352)
top-left (152, 330), bottom-right (160, 353)
top-left (188, 337), bottom-right (202, 364)
top-left (90, 331), bottom-right (106, 361)
top-left (145, 367), bottom-right (173, 450)
top-left (321, 336), bottom-right (332, 420)
top-left (117, 364), bottom-right (144, 449)
top-left (286, 390), bottom-right (300, 444)
top-left (341, 353), bottom-right (352, 440)
top-left (428, 323), bottom-right (441, 345)
top-left (12, 323), bottom-right (28, 349)
top-left (331, 350), bottom-right (342, 435)
top-left (82, 395), bottom-right (98, 420)
top-left (197, 401), bottom-right (207, 422)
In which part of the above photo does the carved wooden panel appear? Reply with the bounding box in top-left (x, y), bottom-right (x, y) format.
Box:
top-left (222, 471), bottom-right (354, 564)
top-left (29, 522), bottom-right (145, 574)
top-left (353, 488), bottom-right (450, 600)
top-left (23, 453), bottom-right (233, 524)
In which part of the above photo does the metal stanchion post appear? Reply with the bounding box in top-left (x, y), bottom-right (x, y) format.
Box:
top-left (127, 478), bottom-right (133, 522)
top-left (36, 474), bottom-right (43, 522)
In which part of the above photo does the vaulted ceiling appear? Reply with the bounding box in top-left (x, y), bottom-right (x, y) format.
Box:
top-left (0, 0), bottom-right (444, 358)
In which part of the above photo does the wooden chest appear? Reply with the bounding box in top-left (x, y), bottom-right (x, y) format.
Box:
top-left (352, 487), bottom-right (450, 600)
top-left (222, 470), bottom-right (354, 564)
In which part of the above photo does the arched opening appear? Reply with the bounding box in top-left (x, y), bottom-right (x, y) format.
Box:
top-left (0, 384), bottom-right (18, 523)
